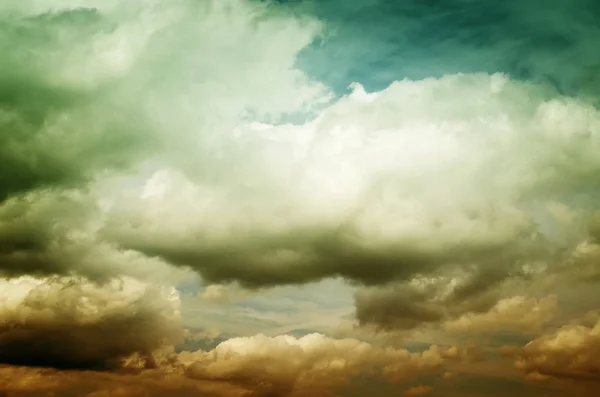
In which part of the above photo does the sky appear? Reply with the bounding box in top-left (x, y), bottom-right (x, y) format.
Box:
top-left (1, 0), bottom-right (600, 396)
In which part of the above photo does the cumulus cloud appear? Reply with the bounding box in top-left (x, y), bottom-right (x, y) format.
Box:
top-left (445, 295), bottom-right (557, 333)
top-left (0, 273), bottom-right (456, 396)
top-left (0, 187), bottom-right (194, 283)
top-left (178, 333), bottom-right (446, 396)
top-left (0, 329), bottom-right (453, 397)
top-left (0, 0), bottom-right (327, 201)
top-left (0, 276), bottom-right (181, 369)
top-left (3, 0), bottom-right (600, 300)
top-left (103, 73), bottom-right (600, 295)
top-left (0, 0), bottom-right (326, 280)
top-left (353, 268), bottom-right (551, 332)
top-left (503, 316), bottom-right (600, 381)
top-left (2, 0), bottom-right (599, 395)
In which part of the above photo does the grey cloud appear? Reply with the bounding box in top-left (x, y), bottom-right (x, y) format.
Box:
top-left (354, 284), bottom-right (446, 331)
top-left (109, 218), bottom-right (545, 289)
top-left (0, 276), bottom-right (181, 370)
top-left (353, 274), bottom-right (506, 332)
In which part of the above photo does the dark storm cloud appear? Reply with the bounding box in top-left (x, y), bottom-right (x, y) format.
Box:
top-left (0, 276), bottom-right (181, 370)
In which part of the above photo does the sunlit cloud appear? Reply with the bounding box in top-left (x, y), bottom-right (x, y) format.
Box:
top-left (1, 0), bottom-right (600, 396)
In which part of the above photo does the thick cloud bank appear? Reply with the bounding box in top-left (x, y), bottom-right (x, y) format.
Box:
top-left (2, 2), bottom-right (600, 397)
top-left (2, 3), bottom-right (600, 396)
top-left (2, 1), bottom-right (600, 339)
top-left (106, 73), bottom-right (600, 293)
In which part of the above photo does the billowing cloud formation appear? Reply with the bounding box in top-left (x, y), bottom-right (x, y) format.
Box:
top-left (179, 333), bottom-right (446, 396)
top-left (105, 74), bottom-right (600, 292)
top-left (0, 325), bottom-right (452, 396)
top-left (0, 187), bottom-right (193, 282)
top-left (504, 316), bottom-right (600, 381)
top-left (0, 276), bottom-right (181, 369)
top-left (0, 0), bottom-right (327, 202)
top-left (2, 1), bottom-right (600, 396)
top-left (445, 295), bottom-right (557, 333)
top-left (0, 273), bottom-right (457, 396)
top-left (3, 0), bottom-right (600, 303)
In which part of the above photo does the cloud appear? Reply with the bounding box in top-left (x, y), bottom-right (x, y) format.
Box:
top-left (3, 1), bottom-right (600, 300)
top-left (0, 187), bottom-right (193, 283)
top-left (0, 272), bottom-right (457, 396)
top-left (404, 385), bottom-right (433, 397)
top-left (0, 328), bottom-right (453, 397)
top-left (353, 269), bottom-right (547, 332)
top-left (0, 0), bottom-right (327, 202)
top-left (503, 316), bottom-right (600, 381)
top-left (178, 333), bottom-right (446, 396)
top-left (0, 364), bottom-right (249, 397)
top-left (0, 276), bottom-right (181, 369)
top-left (101, 73), bottom-right (600, 295)
top-left (1, 1), bottom-right (599, 396)
top-left (198, 284), bottom-right (255, 304)
top-left (445, 295), bottom-right (557, 334)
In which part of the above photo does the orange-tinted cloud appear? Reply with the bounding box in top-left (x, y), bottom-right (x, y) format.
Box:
top-left (503, 316), bottom-right (600, 381)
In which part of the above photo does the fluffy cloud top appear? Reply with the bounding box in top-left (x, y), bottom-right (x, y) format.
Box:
top-left (179, 333), bottom-right (445, 396)
top-left (0, 281), bottom-right (453, 397)
top-left (444, 295), bottom-right (557, 334)
top-left (105, 73), bottom-right (600, 294)
top-left (504, 316), bottom-right (600, 381)
top-left (0, 0), bottom-right (327, 202)
top-left (1, 4), bottom-right (600, 397)
top-left (3, 0), bottom-right (600, 306)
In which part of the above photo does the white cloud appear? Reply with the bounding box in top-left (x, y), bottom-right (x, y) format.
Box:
top-left (102, 73), bottom-right (600, 291)
top-left (179, 333), bottom-right (445, 395)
